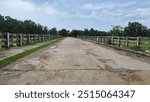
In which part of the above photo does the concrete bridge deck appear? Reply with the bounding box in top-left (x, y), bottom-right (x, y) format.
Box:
top-left (0, 37), bottom-right (150, 85)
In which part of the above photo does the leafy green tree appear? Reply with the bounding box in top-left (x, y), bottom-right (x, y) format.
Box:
top-left (1, 14), bottom-right (150, 37)
top-left (69, 30), bottom-right (84, 37)
top-left (89, 28), bottom-right (95, 36)
top-left (49, 28), bottom-right (57, 35)
top-left (59, 29), bottom-right (69, 37)
top-left (124, 22), bottom-right (148, 37)
top-left (43, 26), bottom-right (49, 34)
top-left (84, 29), bottom-right (89, 36)
top-left (0, 14), bottom-right (51, 34)
top-left (111, 25), bottom-right (123, 36)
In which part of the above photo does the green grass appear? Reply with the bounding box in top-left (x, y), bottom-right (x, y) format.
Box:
top-left (126, 46), bottom-right (144, 51)
top-left (0, 37), bottom-right (63, 69)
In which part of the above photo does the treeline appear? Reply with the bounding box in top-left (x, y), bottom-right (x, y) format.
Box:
top-left (111, 22), bottom-right (150, 37)
top-left (59, 28), bottom-right (109, 37)
top-left (0, 14), bottom-right (150, 37)
top-left (0, 14), bottom-right (57, 34)
top-left (59, 22), bottom-right (150, 37)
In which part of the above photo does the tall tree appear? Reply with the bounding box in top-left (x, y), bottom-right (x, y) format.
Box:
top-left (0, 14), bottom-right (51, 34)
top-left (84, 29), bottom-right (89, 36)
top-left (111, 25), bottom-right (123, 36)
top-left (124, 22), bottom-right (148, 37)
top-left (70, 30), bottom-right (84, 37)
top-left (49, 28), bottom-right (57, 35)
top-left (59, 29), bottom-right (69, 37)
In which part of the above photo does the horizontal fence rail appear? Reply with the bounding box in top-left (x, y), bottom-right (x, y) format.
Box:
top-left (0, 33), bottom-right (59, 50)
top-left (79, 36), bottom-right (150, 53)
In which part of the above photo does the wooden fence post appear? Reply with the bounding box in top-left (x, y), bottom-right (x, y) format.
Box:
top-left (96, 37), bottom-right (99, 42)
top-left (34, 34), bottom-right (36, 43)
top-left (44, 35), bottom-right (46, 41)
top-left (7, 32), bottom-right (10, 48)
top-left (39, 35), bottom-right (41, 42)
top-left (118, 36), bottom-right (121, 47)
top-left (100, 37), bottom-right (102, 42)
top-left (46, 35), bottom-right (47, 41)
top-left (100, 37), bottom-right (102, 43)
top-left (111, 36), bottom-right (114, 45)
top-left (45, 35), bottom-right (47, 41)
top-left (126, 36), bottom-right (128, 47)
top-left (38, 34), bottom-right (41, 42)
top-left (49, 35), bottom-right (50, 40)
top-left (137, 37), bottom-right (140, 46)
top-left (7, 33), bottom-right (10, 48)
top-left (104, 37), bottom-right (106, 43)
top-left (28, 34), bottom-right (30, 43)
top-left (101, 37), bottom-right (103, 43)
top-left (20, 33), bottom-right (22, 46)
top-left (42, 35), bottom-right (44, 42)
top-left (47, 35), bottom-right (48, 41)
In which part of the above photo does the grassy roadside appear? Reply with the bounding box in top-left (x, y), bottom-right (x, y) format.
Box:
top-left (0, 37), bottom-right (64, 69)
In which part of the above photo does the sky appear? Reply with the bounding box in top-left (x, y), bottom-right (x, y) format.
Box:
top-left (0, 0), bottom-right (150, 31)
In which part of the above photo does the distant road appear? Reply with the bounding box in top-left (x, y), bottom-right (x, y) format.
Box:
top-left (0, 37), bottom-right (150, 85)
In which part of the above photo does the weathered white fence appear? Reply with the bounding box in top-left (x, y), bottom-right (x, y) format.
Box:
top-left (0, 33), bottom-right (59, 49)
top-left (79, 36), bottom-right (150, 52)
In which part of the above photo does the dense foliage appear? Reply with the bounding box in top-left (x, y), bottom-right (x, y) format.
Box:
top-left (124, 22), bottom-right (150, 37)
top-left (0, 14), bottom-right (57, 34)
top-left (110, 22), bottom-right (150, 37)
top-left (0, 14), bottom-right (150, 37)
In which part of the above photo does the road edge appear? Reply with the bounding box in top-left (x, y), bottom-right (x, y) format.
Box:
top-left (80, 38), bottom-right (150, 58)
top-left (0, 37), bottom-right (64, 69)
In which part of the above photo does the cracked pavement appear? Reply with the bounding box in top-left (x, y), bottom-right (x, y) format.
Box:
top-left (0, 37), bottom-right (150, 85)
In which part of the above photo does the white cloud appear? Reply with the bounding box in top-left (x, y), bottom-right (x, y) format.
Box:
top-left (0, 0), bottom-right (36, 11)
top-left (39, 4), bottom-right (58, 14)
top-left (123, 7), bottom-right (150, 20)
top-left (77, 1), bottom-right (150, 24)
top-left (81, 3), bottom-right (114, 10)
top-left (136, 8), bottom-right (150, 16)
top-left (76, 1), bottom-right (137, 22)
top-left (0, 0), bottom-right (61, 28)
top-left (0, 0), bottom-right (58, 14)
top-left (0, 0), bottom-right (150, 30)
top-left (118, 1), bottom-right (136, 8)
top-left (80, 1), bottom-right (136, 10)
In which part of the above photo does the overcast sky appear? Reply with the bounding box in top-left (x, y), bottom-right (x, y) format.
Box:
top-left (0, 0), bottom-right (150, 31)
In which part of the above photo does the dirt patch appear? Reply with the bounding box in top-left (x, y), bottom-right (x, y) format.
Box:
top-left (25, 82), bottom-right (31, 85)
top-left (116, 50), bottom-right (150, 64)
top-left (0, 53), bottom-right (6, 58)
top-left (119, 73), bottom-right (144, 82)
top-left (74, 64), bottom-right (80, 67)
top-left (4, 64), bottom-right (36, 72)
top-left (86, 50), bottom-right (97, 57)
top-left (98, 59), bottom-right (115, 63)
top-left (105, 65), bottom-right (130, 72)
top-left (81, 43), bottom-right (85, 45)
top-left (0, 42), bottom-right (49, 60)
top-left (40, 54), bottom-right (50, 60)
top-left (96, 63), bottom-right (104, 70)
